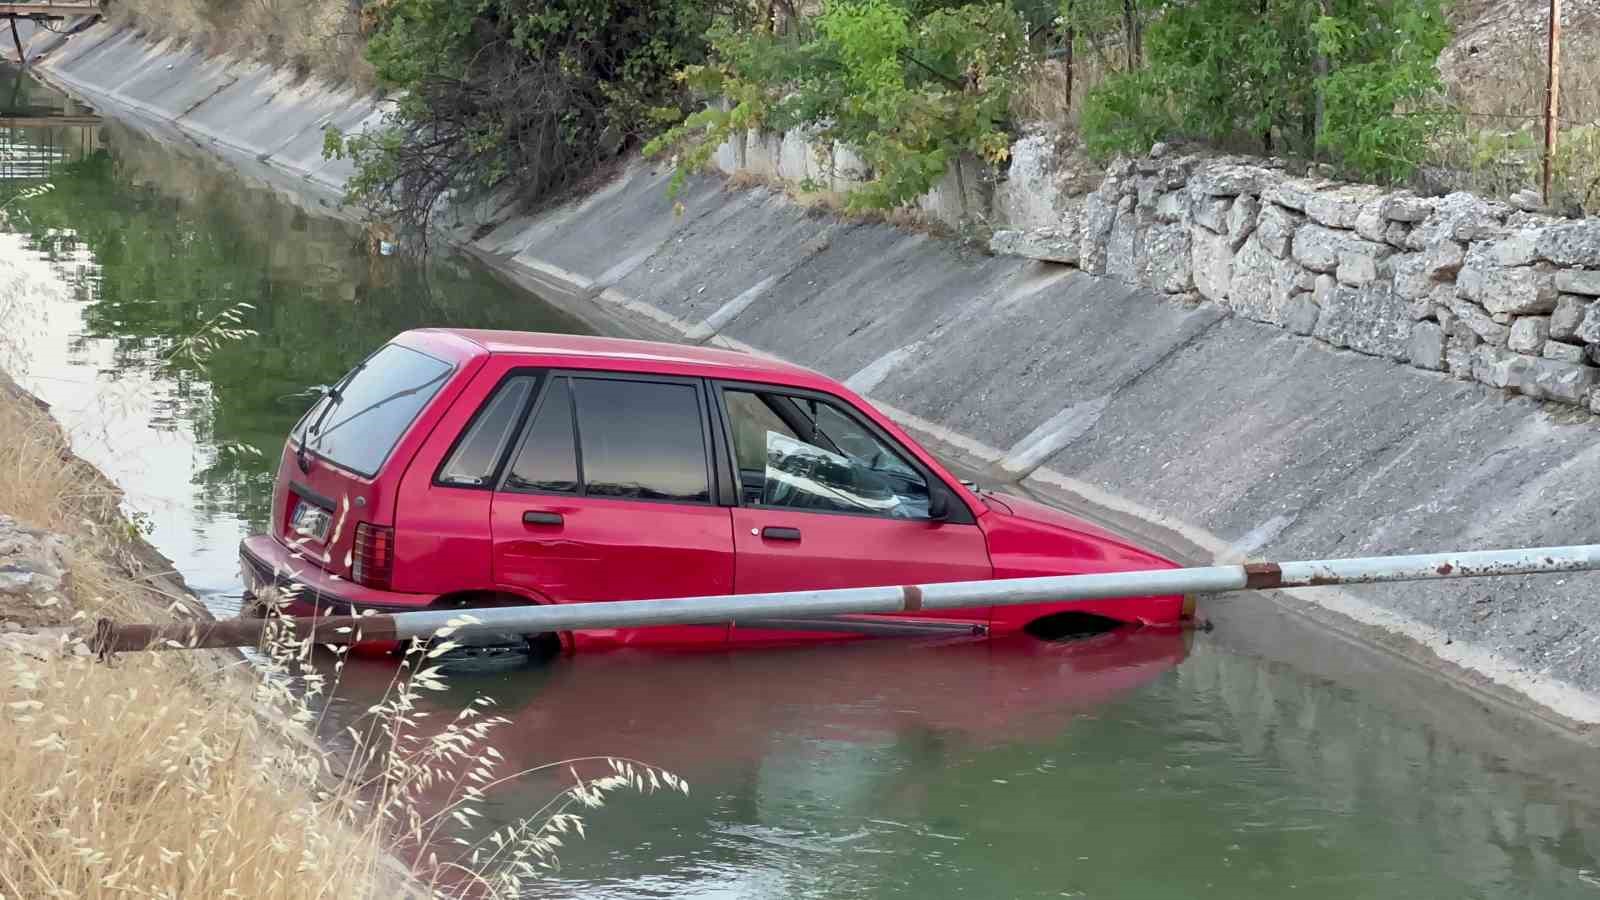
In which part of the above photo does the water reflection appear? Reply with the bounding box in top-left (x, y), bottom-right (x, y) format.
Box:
top-left (319, 633), bottom-right (1600, 900)
top-left (0, 68), bottom-right (588, 603)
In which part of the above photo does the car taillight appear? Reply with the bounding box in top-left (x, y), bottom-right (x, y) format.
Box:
top-left (352, 522), bottom-right (394, 590)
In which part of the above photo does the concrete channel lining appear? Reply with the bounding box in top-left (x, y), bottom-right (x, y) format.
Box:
top-left (29, 25), bottom-right (1600, 733)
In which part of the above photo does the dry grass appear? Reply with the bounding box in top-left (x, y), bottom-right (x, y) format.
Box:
top-left (108, 0), bottom-right (375, 87)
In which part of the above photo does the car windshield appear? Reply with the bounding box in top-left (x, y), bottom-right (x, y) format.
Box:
top-left (295, 343), bottom-right (453, 477)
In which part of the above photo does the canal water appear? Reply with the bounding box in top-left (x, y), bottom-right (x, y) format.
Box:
top-left (4, 70), bottom-right (1600, 899)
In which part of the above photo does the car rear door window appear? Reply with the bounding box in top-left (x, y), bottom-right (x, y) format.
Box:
top-left (437, 376), bottom-right (536, 487)
top-left (722, 389), bottom-right (931, 518)
top-left (504, 377), bottom-right (579, 494)
top-left (571, 378), bottom-right (710, 503)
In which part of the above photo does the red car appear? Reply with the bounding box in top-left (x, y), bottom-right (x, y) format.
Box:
top-left (239, 329), bottom-right (1191, 656)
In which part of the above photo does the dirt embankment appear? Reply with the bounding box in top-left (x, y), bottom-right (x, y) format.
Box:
top-left (0, 363), bottom-right (416, 897)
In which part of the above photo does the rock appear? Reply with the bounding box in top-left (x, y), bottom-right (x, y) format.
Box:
top-left (1449, 299), bottom-right (1510, 346)
top-left (1227, 195), bottom-right (1259, 251)
top-left (0, 515), bottom-right (70, 625)
top-left (1384, 222), bottom-right (1411, 248)
top-left (1410, 192), bottom-right (1509, 248)
top-left (1421, 240), bottom-right (1466, 279)
top-left (1550, 294), bottom-right (1590, 342)
top-left (1286, 292), bottom-right (1321, 335)
top-left (1079, 188), bottom-right (1118, 275)
top-left (1392, 253), bottom-right (1432, 301)
top-left (1355, 202), bottom-right (1388, 243)
top-left (1410, 321), bottom-right (1446, 370)
top-left (1155, 190), bottom-right (1188, 224)
top-left (1106, 201), bottom-right (1140, 283)
top-left (1509, 188), bottom-right (1546, 213)
top-left (1294, 269), bottom-right (1318, 292)
top-left (1314, 280), bottom-right (1411, 360)
top-left (1446, 327), bottom-right (1482, 379)
top-left (1193, 163), bottom-right (1274, 197)
top-left (1409, 298), bottom-right (1435, 321)
top-left (1305, 185), bottom-right (1385, 230)
top-left (1192, 195), bottom-right (1230, 233)
top-left (1337, 251), bottom-right (1380, 287)
top-left (1544, 340), bottom-right (1587, 363)
top-left (1255, 204), bottom-right (1301, 258)
top-left (990, 227), bottom-right (1080, 264)
top-left (1507, 316), bottom-right (1550, 353)
top-left (1263, 179), bottom-right (1317, 211)
top-left (1556, 269), bottom-right (1600, 296)
top-left (1576, 301), bottom-right (1600, 344)
top-left (1191, 227), bottom-right (1233, 302)
top-left (1228, 232), bottom-right (1302, 324)
top-left (1150, 141), bottom-right (1170, 159)
top-left (1314, 272), bottom-right (1338, 306)
top-left (1293, 223), bottom-right (1386, 274)
top-left (1482, 232), bottom-right (1540, 267)
top-left (1458, 247), bottom-right (1559, 315)
top-left (1591, 386), bottom-right (1600, 415)
top-left (1536, 221), bottom-right (1600, 267)
top-left (1529, 358), bottom-right (1600, 404)
top-left (1141, 222), bottom-right (1193, 293)
top-left (1381, 193), bottom-right (1434, 223)
top-left (1472, 345), bottom-right (1535, 391)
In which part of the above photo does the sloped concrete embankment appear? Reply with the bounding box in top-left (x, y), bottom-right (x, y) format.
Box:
top-left (29, 26), bottom-right (1600, 730)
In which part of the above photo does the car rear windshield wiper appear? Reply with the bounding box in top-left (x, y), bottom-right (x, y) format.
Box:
top-left (296, 362), bottom-right (365, 473)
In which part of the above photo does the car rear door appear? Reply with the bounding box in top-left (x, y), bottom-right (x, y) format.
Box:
top-left (488, 372), bottom-right (734, 650)
top-left (713, 383), bottom-right (993, 645)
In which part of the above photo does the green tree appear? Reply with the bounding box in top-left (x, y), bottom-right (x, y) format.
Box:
top-left (646, 0), bottom-right (1030, 211)
top-left (1077, 0), bottom-right (1451, 181)
top-left (330, 0), bottom-right (739, 238)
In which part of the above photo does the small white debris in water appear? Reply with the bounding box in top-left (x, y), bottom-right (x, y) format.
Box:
top-left (991, 778), bottom-right (1008, 784)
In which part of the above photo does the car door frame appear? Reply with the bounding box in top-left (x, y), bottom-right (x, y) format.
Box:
top-left (494, 367), bottom-right (732, 507)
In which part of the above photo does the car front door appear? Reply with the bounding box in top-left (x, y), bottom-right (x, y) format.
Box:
top-left (715, 384), bottom-right (993, 645)
top-left (489, 372), bottom-right (734, 650)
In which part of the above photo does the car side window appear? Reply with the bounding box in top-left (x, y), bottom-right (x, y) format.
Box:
top-left (722, 388), bottom-right (931, 519)
top-left (504, 377), bottom-right (579, 494)
top-left (437, 376), bottom-right (536, 487)
top-left (570, 378), bottom-right (710, 502)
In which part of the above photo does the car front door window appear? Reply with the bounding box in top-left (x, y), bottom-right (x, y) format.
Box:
top-left (724, 389), bottom-right (931, 519)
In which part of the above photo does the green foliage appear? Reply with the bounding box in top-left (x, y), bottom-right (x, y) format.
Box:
top-left (645, 0), bottom-right (1029, 211)
top-left (330, 0), bottom-right (733, 237)
top-left (1078, 0), bottom-right (1452, 182)
top-left (1314, 0), bottom-right (1453, 181)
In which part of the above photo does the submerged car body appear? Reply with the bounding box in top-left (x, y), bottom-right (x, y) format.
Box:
top-left (240, 329), bottom-right (1190, 655)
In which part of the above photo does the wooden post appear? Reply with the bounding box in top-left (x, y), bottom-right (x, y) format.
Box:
top-left (1543, 0), bottom-right (1562, 203)
top-left (1063, 0), bottom-right (1075, 114)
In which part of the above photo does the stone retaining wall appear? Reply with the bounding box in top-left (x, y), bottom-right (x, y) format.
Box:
top-left (993, 147), bottom-right (1600, 413)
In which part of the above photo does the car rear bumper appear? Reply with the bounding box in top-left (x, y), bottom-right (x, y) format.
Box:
top-left (239, 534), bottom-right (437, 615)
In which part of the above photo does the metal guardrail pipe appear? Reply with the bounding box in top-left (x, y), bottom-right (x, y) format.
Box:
top-left (93, 543), bottom-right (1600, 653)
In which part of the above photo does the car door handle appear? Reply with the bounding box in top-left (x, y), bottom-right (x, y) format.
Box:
top-left (761, 526), bottom-right (801, 541)
top-left (522, 511), bottom-right (564, 526)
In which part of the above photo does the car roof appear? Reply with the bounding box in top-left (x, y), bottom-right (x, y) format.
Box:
top-left (415, 329), bottom-right (832, 387)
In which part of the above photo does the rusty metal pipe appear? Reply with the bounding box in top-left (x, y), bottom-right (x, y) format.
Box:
top-left (94, 543), bottom-right (1600, 653)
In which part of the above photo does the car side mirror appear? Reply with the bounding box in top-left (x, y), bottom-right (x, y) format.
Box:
top-left (927, 487), bottom-right (950, 523)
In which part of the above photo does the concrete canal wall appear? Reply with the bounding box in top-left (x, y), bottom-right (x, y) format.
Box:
top-left (27, 25), bottom-right (1600, 731)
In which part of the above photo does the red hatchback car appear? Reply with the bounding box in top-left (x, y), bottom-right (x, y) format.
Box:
top-left (240, 329), bottom-right (1191, 656)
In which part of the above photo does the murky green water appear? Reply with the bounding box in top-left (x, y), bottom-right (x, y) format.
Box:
top-left (5, 69), bottom-right (1600, 899)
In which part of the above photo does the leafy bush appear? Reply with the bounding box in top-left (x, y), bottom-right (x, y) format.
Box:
top-left (645, 0), bottom-right (1030, 211)
top-left (328, 0), bottom-right (735, 237)
top-left (1078, 0), bottom-right (1452, 182)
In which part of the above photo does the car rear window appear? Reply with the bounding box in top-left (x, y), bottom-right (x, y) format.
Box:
top-left (298, 343), bottom-right (454, 477)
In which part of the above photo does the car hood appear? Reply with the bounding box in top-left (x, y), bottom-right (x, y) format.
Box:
top-left (980, 489), bottom-right (1179, 568)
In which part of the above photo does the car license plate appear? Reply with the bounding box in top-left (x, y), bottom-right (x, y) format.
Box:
top-left (291, 500), bottom-right (332, 542)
